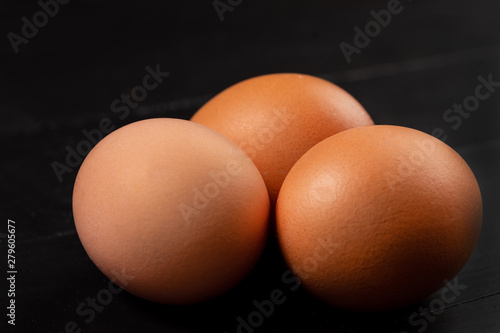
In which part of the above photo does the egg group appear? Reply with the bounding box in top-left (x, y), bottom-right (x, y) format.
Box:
top-left (73, 73), bottom-right (482, 311)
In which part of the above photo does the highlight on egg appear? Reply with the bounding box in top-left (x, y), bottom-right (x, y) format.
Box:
top-left (73, 118), bottom-right (270, 304)
top-left (191, 73), bottom-right (374, 205)
top-left (276, 125), bottom-right (482, 311)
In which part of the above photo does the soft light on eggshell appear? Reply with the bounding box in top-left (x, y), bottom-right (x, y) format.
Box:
top-left (191, 73), bottom-right (374, 205)
top-left (73, 118), bottom-right (270, 304)
top-left (276, 125), bottom-right (482, 311)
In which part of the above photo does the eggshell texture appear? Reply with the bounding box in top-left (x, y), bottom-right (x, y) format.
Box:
top-left (276, 125), bottom-right (482, 311)
top-left (191, 73), bottom-right (374, 205)
top-left (73, 118), bottom-right (270, 304)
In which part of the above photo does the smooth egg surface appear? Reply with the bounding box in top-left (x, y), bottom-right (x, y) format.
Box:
top-left (191, 73), bottom-right (374, 205)
top-left (276, 125), bottom-right (482, 311)
top-left (73, 118), bottom-right (270, 304)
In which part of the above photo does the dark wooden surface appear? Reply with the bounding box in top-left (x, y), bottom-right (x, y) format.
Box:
top-left (1, 1), bottom-right (499, 332)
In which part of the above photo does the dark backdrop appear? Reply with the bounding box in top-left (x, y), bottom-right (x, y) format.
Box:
top-left (1, 1), bottom-right (499, 332)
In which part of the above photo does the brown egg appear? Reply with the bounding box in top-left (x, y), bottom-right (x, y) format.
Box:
top-left (276, 125), bottom-right (482, 311)
top-left (191, 73), bottom-right (374, 205)
top-left (73, 118), bottom-right (270, 304)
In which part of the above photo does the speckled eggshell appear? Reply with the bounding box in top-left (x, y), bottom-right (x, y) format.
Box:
top-left (276, 125), bottom-right (482, 311)
top-left (191, 73), bottom-right (374, 205)
top-left (73, 118), bottom-right (270, 304)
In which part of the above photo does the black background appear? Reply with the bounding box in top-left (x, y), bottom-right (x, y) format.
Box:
top-left (1, 1), bottom-right (500, 332)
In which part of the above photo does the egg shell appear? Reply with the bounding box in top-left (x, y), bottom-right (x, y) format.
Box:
top-left (73, 118), bottom-right (270, 304)
top-left (276, 125), bottom-right (482, 311)
top-left (191, 73), bottom-right (374, 205)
